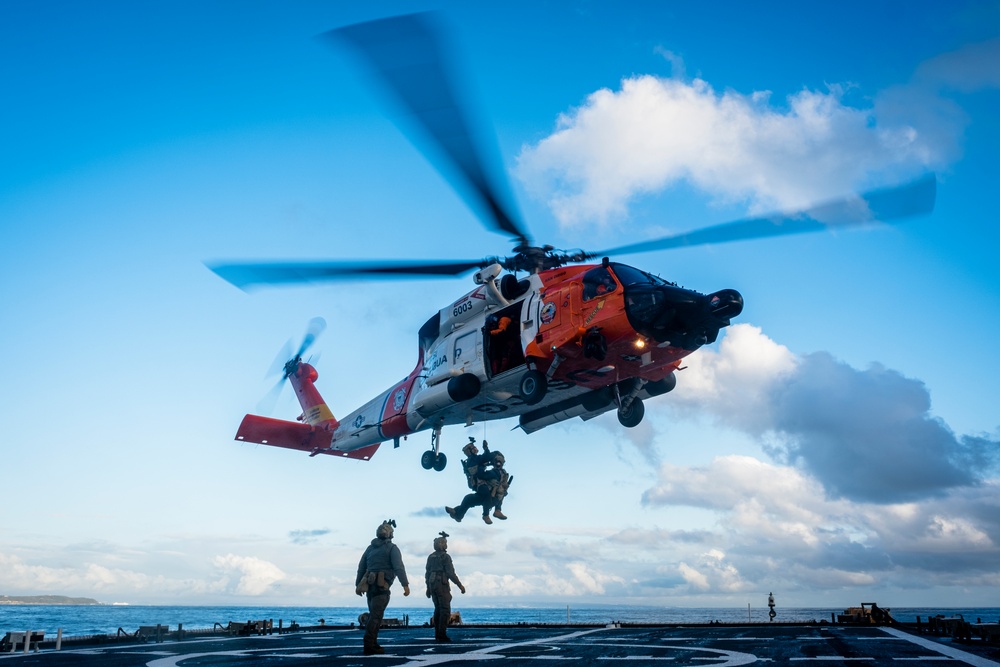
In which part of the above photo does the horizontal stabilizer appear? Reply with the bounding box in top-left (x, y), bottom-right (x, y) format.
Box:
top-left (322, 442), bottom-right (381, 461)
top-left (235, 415), bottom-right (379, 461)
top-left (236, 414), bottom-right (332, 451)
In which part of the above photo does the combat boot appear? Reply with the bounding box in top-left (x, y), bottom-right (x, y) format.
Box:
top-left (482, 514), bottom-right (493, 525)
top-left (446, 507), bottom-right (461, 522)
top-left (364, 645), bottom-right (385, 655)
top-left (493, 509), bottom-right (507, 520)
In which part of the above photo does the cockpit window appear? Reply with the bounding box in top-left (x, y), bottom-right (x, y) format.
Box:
top-left (582, 266), bottom-right (618, 301)
top-left (609, 262), bottom-right (666, 287)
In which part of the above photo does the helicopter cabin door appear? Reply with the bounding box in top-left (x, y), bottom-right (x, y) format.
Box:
top-left (484, 302), bottom-right (526, 378)
top-left (452, 329), bottom-right (481, 376)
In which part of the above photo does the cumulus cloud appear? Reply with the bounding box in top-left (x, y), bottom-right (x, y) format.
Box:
top-left (211, 554), bottom-right (285, 596)
top-left (0, 551), bottom-right (202, 598)
top-left (677, 549), bottom-right (747, 593)
top-left (666, 325), bottom-right (998, 503)
top-left (638, 456), bottom-right (1000, 595)
top-left (627, 323), bottom-right (1000, 597)
top-left (515, 41), bottom-right (991, 228)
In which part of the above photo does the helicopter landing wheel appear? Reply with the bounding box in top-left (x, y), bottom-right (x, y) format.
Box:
top-left (433, 452), bottom-right (447, 472)
top-left (518, 369), bottom-right (548, 405)
top-left (420, 450), bottom-right (435, 470)
top-left (617, 397), bottom-right (645, 428)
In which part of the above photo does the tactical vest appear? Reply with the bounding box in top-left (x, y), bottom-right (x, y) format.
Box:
top-left (461, 458), bottom-right (481, 490)
top-left (357, 540), bottom-right (396, 594)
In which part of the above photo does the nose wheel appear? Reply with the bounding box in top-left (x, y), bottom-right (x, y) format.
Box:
top-left (421, 425), bottom-right (448, 471)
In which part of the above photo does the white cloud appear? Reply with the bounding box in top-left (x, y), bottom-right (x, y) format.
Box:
top-left (516, 54), bottom-right (969, 228)
top-left (660, 325), bottom-right (997, 503)
top-left (639, 453), bottom-right (1000, 595)
top-left (669, 324), bottom-right (798, 434)
top-left (211, 554), bottom-right (286, 596)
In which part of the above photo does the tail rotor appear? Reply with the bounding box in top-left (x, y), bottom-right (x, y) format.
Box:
top-left (256, 317), bottom-right (327, 414)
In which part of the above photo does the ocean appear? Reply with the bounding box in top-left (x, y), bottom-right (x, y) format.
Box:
top-left (2, 605), bottom-right (999, 638)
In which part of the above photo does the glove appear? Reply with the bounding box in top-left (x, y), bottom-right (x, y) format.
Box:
top-left (426, 589), bottom-right (431, 598)
top-left (403, 585), bottom-right (411, 597)
top-left (459, 585), bottom-right (466, 594)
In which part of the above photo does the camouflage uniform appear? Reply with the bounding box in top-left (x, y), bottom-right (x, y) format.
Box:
top-left (425, 534), bottom-right (465, 642)
top-left (447, 442), bottom-right (496, 524)
top-left (356, 521), bottom-right (409, 654)
top-left (480, 452), bottom-right (511, 520)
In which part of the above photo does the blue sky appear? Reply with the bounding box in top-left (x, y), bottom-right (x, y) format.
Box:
top-left (2, 1), bottom-right (998, 609)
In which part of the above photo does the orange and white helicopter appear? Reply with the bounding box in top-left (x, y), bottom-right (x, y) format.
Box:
top-left (208, 13), bottom-right (936, 472)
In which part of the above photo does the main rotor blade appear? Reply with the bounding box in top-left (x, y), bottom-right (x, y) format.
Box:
top-left (594, 174), bottom-right (937, 258)
top-left (207, 259), bottom-right (487, 291)
top-left (324, 13), bottom-right (531, 246)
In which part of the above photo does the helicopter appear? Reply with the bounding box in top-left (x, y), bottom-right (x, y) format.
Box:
top-left (208, 13), bottom-right (936, 472)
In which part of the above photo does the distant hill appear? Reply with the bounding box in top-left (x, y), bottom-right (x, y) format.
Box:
top-left (0, 595), bottom-right (100, 605)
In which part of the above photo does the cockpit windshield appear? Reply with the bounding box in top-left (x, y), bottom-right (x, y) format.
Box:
top-left (608, 262), bottom-right (668, 287)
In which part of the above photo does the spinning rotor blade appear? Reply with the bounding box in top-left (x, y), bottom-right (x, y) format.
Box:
top-left (255, 317), bottom-right (326, 414)
top-left (594, 174), bottom-right (937, 258)
top-left (297, 316), bottom-right (327, 359)
top-left (208, 259), bottom-right (488, 291)
top-left (256, 375), bottom-right (287, 416)
top-left (324, 13), bottom-right (531, 246)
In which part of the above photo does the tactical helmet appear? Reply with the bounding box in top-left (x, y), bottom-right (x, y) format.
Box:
top-left (492, 451), bottom-right (505, 467)
top-left (433, 536), bottom-right (447, 551)
top-left (462, 443), bottom-right (478, 456)
top-left (376, 519), bottom-right (396, 540)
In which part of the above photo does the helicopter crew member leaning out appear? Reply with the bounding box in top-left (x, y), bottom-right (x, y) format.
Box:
top-left (425, 531), bottom-right (466, 642)
top-left (356, 520), bottom-right (410, 655)
top-left (487, 314), bottom-right (515, 375)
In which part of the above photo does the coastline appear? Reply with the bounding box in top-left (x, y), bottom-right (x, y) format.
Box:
top-left (0, 595), bottom-right (100, 606)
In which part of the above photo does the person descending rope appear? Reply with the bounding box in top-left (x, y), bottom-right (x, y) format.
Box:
top-left (445, 439), bottom-right (512, 524)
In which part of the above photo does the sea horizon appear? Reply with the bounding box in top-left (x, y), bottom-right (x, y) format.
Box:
top-left (3, 604), bottom-right (998, 638)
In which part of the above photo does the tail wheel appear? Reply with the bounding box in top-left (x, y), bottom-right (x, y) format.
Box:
top-left (433, 452), bottom-right (447, 471)
top-left (519, 369), bottom-right (548, 405)
top-left (618, 397), bottom-right (645, 428)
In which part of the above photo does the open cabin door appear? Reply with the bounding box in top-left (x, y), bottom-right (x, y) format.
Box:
top-left (484, 302), bottom-right (526, 378)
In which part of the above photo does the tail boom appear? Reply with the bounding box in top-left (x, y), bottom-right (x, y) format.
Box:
top-left (234, 360), bottom-right (380, 461)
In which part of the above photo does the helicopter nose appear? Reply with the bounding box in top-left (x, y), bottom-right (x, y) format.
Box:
top-left (623, 284), bottom-right (743, 350)
top-left (707, 288), bottom-right (743, 321)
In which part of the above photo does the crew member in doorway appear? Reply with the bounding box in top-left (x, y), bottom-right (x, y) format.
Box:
top-left (425, 531), bottom-right (465, 642)
top-left (356, 520), bottom-right (410, 655)
top-left (487, 314), bottom-right (515, 375)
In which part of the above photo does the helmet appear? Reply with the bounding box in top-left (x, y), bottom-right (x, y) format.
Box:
top-left (376, 519), bottom-right (396, 540)
top-left (492, 451), bottom-right (505, 467)
top-left (462, 443), bottom-right (479, 456)
top-left (433, 531), bottom-right (449, 552)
